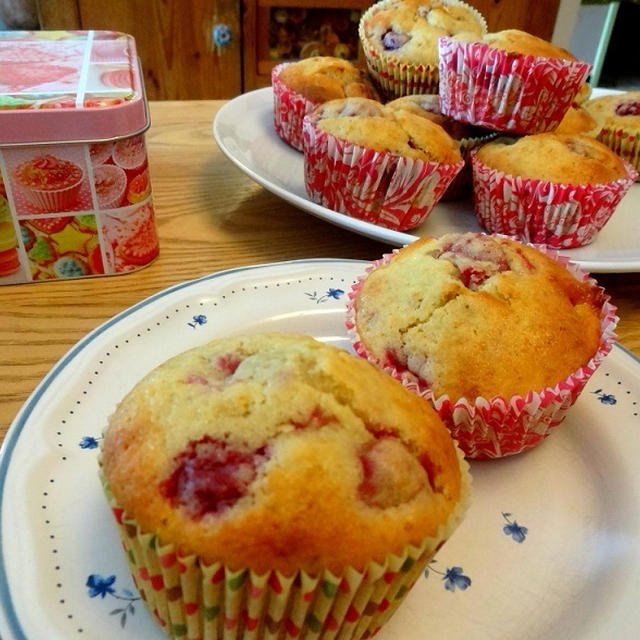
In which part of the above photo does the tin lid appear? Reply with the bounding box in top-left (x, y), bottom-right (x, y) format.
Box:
top-left (0, 30), bottom-right (148, 145)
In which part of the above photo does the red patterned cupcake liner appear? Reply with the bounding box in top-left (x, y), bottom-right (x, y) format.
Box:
top-left (302, 112), bottom-right (464, 230)
top-left (471, 153), bottom-right (637, 248)
top-left (271, 62), bottom-right (317, 152)
top-left (345, 244), bottom-right (618, 460)
top-left (438, 37), bottom-right (591, 134)
top-left (358, 0), bottom-right (487, 99)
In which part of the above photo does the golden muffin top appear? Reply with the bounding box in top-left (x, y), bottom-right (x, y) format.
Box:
top-left (475, 133), bottom-right (628, 184)
top-left (278, 56), bottom-right (379, 104)
top-left (311, 97), bottom-right (463, 164)
top-left (353, 233), bottom-right (604, 401)
top-left (102, 333), bottom-right (466, 575)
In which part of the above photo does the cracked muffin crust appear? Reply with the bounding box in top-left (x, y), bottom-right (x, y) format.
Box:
top-left (362, 0), bottom-right (485, 67)
top-left (474, 133), bottom-right (628, 185)
top-left (313, 97), bottom-right (462, 164)
top-left (101, 332), bottom-right (465, 576)
top-left (351, 233), bottom-right (603, 401)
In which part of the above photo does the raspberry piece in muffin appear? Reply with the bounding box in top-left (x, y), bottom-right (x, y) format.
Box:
top-left (160, 436), bottom-right (270, 518)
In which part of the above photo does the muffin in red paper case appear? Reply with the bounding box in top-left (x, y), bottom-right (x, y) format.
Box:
top-left (386, 94), bottom-right (497, 199)
top-left (100, 332), bottom-right (470, 639)
top-left (303, 97), bottom-right (463, 230)
top-left (471, 133), bottom-right (637, 248)
top-left (359, 0), bottom-right (487, 99)
top-left (584, 91), bottom-right (640, 181)
top-left (438, 29), bottom-right (591, 134)
top-left (271, 57), bottom-right (379, 152)
top-left (346, 233), bottom-right (618, 460)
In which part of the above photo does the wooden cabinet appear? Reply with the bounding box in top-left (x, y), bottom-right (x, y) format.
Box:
top-left (37, 0), bottom-right (562, 100)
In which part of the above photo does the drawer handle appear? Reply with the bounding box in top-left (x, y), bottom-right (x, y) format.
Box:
top-left (213, 24), bottom-right (233, 49)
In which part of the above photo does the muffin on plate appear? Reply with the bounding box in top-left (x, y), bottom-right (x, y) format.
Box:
top-left (386, 94), bottom-right (497, 198)
top-left (438, 29), bottom-right (591, 134)
top-left (303, 97), bottom-right (463, 230)
top-left (471, 133), bottom-right (637, 248)
top-left (359, 0), bottom-right (486, 98)
top-left (346, 232), bottom-right (618, 459)
top-left (101, 332), bottom-right (470, 638)
top-left (584, 91), bottom-right (640, 180)
top-left (553, 105), bottom-right (599, 136)
top-left (272, 56), bottom-right (379, 151)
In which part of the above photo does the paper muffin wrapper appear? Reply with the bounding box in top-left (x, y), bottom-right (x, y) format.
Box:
top-left (100, 451), bottom-right (471, 640)
top-left (471, 153), bottom-right (638, 248)
top-left (345, 243), bottom-right (619, 460)
top-left (596, 126), bottom-right (640, 182)
top-left (437, 37), bottom-right (591, 134)
top-left (272, 63), bottom-right (319, 152)
top-left (358, 0), bottom-right (487, 99)
top-left (21, 177), bottom-right (84, 212)
top-left (302, 112), bottom-right (464, 231)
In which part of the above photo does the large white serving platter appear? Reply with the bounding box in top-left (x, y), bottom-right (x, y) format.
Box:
top-left (213, 88), bottom-right (640, 273)
top-left (1, 259), bottom-right (639, 639)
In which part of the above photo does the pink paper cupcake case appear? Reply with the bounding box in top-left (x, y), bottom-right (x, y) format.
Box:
top-left (302, 114), bottom-right (464, 231)
top-left (438, 37), bottom-right (591, 134)
top-left (271, 62), bottom-right (317, 152)
top-left (345, 246), bottom-right (618, 460)
top-left (471, 154), bottom-right (638, 248)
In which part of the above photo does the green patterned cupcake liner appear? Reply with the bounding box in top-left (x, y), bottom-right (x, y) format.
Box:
top-left (100, 445), bottom-right (470, 640)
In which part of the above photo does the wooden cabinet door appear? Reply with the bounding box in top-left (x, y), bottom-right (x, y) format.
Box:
top-left (468, 0), bottom-right (561, 41)
top-left (38, 0), bottom-right (243, 99)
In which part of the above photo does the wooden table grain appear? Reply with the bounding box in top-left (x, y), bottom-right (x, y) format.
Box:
top-left (1, 100), bottom-right (639, 443)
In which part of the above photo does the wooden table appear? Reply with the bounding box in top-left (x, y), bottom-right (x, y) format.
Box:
top-left (1, 100), bottom-right (639, 442)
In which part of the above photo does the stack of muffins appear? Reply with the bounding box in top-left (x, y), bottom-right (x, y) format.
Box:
top-left (270, 0), bottom-right (637, 246)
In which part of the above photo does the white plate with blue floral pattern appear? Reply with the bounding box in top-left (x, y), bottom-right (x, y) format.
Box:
top-left (213, 88), bottom-right (640, 273)
top-left (1, 259), bottom-right (640, 639)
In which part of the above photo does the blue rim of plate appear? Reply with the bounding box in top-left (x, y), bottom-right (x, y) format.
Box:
top-left (0, 258), bottom-right (365, 640)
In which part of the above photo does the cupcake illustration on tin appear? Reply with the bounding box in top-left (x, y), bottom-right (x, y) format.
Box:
top-left (113, 135), bottom-right (147, 176)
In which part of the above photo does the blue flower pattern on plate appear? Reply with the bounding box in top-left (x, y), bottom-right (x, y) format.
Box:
top-left (87, 574), bottom-right (140, 628)
top-left (502, 512), bottom-right (528, 543)
top-left (79, 436), bottom-right (100, 449)
top-left (188, 314), bottom-right (207, 329)
top-left (592, 388), bottom-right (617, 405)
top-left (425, 560), bottom-right (471, 592)
top-left (305, 288), bottom-right (344, 304)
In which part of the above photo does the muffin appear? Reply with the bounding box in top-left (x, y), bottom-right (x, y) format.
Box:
top-left (584, 91), bottom-right (640, 181)
top-left (346, 233), bottom-right (618, 459)
top-left (553, 105), bottom-right (599, 136)
top-left (101, 333), bottom-right (469, 638)
top-left (272, 56), bottom-right (379, 151)
top-left (386, 94), bottom-right (497, 198)
top-left (303, 97), bottom-right (463, 230)
top-left (471, 133), bottom-right (637, 247)
top-left (438, 29), bottom-right (591, 134)
top-left (359, 0), bottom-right (486, 99)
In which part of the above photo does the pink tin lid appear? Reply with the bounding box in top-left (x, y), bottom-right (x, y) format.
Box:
top-left (0, 30), bottom-right (149, 145)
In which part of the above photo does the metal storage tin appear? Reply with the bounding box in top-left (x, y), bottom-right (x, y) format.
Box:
top-left (0, 30), bottom-right (158, 284)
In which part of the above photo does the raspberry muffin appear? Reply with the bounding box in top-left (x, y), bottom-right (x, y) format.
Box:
top-left (387, 94), bottom-right (497, 198)
top-left (438, 29), bottom-right (591, 134)
top-left (303, 97), bottom-right (463, 230)
top-left (584, 91), bottom-right (640, 181)
top-left (359, 0), bottom-right (486, 98)
top-left (272, 56), bottom-right (379, 151)
top-left (101, 333), bottom-right (469, 638)
top-left (347, 233), bottom-right (618, 459)
top-left (472, 133), bottom-right (637, 247)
